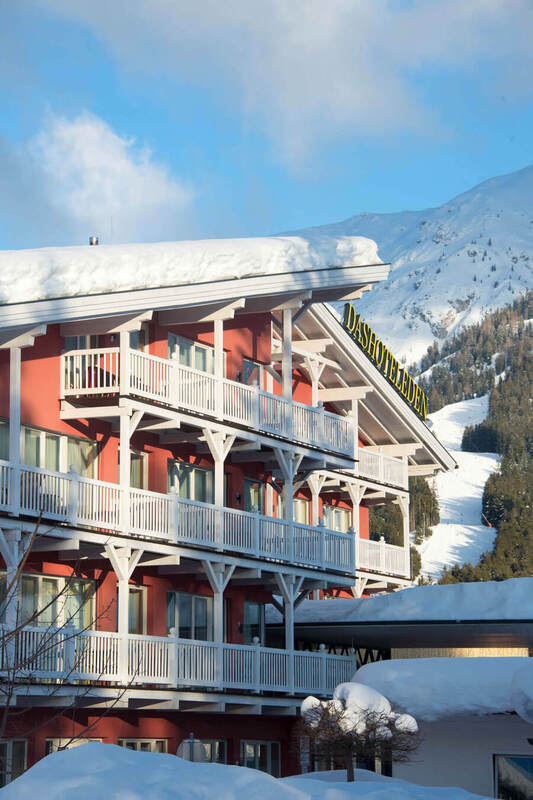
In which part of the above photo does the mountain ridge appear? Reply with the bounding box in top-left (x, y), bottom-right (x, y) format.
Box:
top-left (293, 164), bottom-right (533, 362)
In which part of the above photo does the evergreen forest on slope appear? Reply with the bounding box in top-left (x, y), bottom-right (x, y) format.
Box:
top-left (371, 291), bottom-right (532, 582)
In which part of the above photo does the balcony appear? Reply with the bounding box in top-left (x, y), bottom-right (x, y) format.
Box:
top-left (0, 461), bottom-right (355, 576)
top-left (60, 348), bottom-right (354, 457)
top-left (2, 625), bottom-right (355, 696)
top-left (356, 536), bottom-right (410, 579)
top-left (357, 448), bottom-right (408, 490)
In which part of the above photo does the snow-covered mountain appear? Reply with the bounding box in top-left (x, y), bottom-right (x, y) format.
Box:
top-left (294, 165), bottom-right (533, 362)
top-left (420, 396), bottom-right (499, 580)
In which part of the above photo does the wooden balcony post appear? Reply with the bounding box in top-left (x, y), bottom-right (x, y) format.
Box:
top-left (202, 561), bottom-right (235, 689)
top-left (8, 347), bottom-right (21, 515)
top-left (63, 626), bottom-right (76, 678)
top-left (119, 330), bottom-right (130, 396)
top-left (252, 636), bottom-right (261, 692)
top-left (275, 573), bottom-right (304, 695)
top-left (349, 525), bottom-right (356, 574)
top-left (214, 319), bottom-right (224, 420)
top-left (282, 309), bottom-right (293, 401)
top-left (105, 544), bottom-right (143, 683)
top-left (67, 465), bottom-right (80, 527)
top-left (0, 529), bottom-right (26, 668)
top-left (169, 626), bottom-right (178, 687)
top-left (351, 398), bottom-right (359, 469)
top-left (119, 414), bottom-right (130, 535)
top-left (398, 495), bottom-right (411, 579)
top-left (319, 643), bottom-right (327, 694)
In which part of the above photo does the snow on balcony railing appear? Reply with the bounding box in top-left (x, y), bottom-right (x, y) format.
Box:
top-left (60, 348), bottom-right (354, 457)
top-left (356, 536), bottom-right (410, 579)
top-left (357, 448), bottom-right (408, 490)
top-left (0, 462), bottom-right (355, 575)
top-left (0, 624), bottom-right (354, 696)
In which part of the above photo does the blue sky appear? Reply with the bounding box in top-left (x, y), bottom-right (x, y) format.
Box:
top-left (1, 0), bottom-right (532, 249)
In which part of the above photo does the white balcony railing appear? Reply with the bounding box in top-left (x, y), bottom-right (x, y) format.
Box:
top-left (0, 461), bottom-right (355, 575)
top-left (357, 448), bottom-right (408, 490)
top-left (61, 348), bottom-right (354, 457)
top-left (1, 625), bottom-right (354, 697)
top-left (356, 536), bottom-right (410, 579)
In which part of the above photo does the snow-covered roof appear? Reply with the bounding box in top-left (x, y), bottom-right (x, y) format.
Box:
top-left (0, 234), bottom-right (381, 305)
top-left (267, 578), bottom-right (533, 625)
top-left (353, 656), bottom-right (533, 722)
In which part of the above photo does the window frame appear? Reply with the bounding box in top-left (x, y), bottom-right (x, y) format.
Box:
top-left (177, 738), bottom-right (227, 763)
top-left (243, 600), bottom-right (265, 645)
top-left (243, 477), bottom-right (266, 515)
top-left (20, 423), bottom-right (98, 479)
top-left (45, 738), bottom-right (101, 755)
top-left (168, 333), bottom-right (225, 376)
top-left (240, 740), bottom-right (281, 777)
top-left (493, 753), bottom-right (533, 799)
top-left (5, 571), bottom-right (96, 630)
top-left (167, 461), bottom-right (215, 504)
top-left (322, 503), bottom-right (352, 533)
top-left (0, 739), bottom-right (27, 787)
top-left (118, 739), bottom-right (167, 753)
top-left (166, 590), bottom-right (216, 641)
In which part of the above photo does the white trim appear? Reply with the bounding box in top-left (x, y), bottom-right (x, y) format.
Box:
top-left (0, 265), bottom-right (389, 330)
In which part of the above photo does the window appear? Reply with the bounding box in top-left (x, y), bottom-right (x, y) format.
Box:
top-left (244, 478), bottom-right (265, 514)
top-left (21, 425), bottom-right (97, 479)
top-left (129, 327), bottom-right (148, 352)
top-left (64, 335), bottom-right (99, 351)
top-left (130, 450), bottom-right (148, 490)
top-left (243, 601), bottom-right (264, 644)
top-left (168, 462), bottom-right (214, 504)
top-left (17, 574), bottom-right (94, 629)
top-left (166, 592), bottom-right (214, 641)
top-left (118, 739), bottom-right (167, 753)
top-left (177, 738), bottom-right (226, 763)
top-left (241, 741), bottom-right (281, 777)
top-left (128, 587), bottom-right (145, 634)
top-left (168, 334), bottom-right (220, 375)
top-left (293, 498), bottom-right (311, 525)
top-left (322, 504), bottom-right (352, 533)
top-left (494, 755), bottom-right (533, 799)
top-left (0, 740), bottom-right (26, 787)
top-left (242, 358), bottom-right (263, 386)
top-left (0, 420), bottom-right (9, 461)
top-left (45, 738), bottom-right (101, 754)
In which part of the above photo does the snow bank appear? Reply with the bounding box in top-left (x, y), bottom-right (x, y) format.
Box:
top-left (267, 577), bottom-right (533, 625)
top-left (0, 234), bottom-right (381, 305)
top-left (419, 396), bottom-right (499, 579)
top-left (353, 657), bottom-right (533, 722)
top-left (1, 742), bottom-right (489, 800)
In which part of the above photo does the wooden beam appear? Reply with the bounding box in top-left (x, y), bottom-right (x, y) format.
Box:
top-left (240, 291), bottom-right (312, 314)
top-left (318, 386), bottom-right (372, 402)
top-left (60, 311), bottom-right (152, 336)
top-left (290, 338), bottom-right (332, 353)
top-left (0, 325), bottom-right (47, 349)
top-left (366, 443), bottom-right (420, 456)
top-left (159, 299), bottom-right (245, 325)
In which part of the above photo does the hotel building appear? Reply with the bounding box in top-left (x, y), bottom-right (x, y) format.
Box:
top-left (0, 237), bottom-right (454, 782)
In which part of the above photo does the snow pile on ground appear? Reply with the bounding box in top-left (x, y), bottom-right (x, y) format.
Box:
top-left (0, 742), bottom-right (490, 800)
top-left (418, 395), bottom-right (500, 578)
top-left (0, 234), bottom-right (382, 305)
top-left (266, 576), bottom-right (533, 624)
top-left (293, 164), bottom-right (533, 362)
top-left (353, 656), bottom-right (533, 722)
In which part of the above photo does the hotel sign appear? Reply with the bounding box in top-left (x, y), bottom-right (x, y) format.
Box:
top-left (342, 303), bottom-right (429, 421)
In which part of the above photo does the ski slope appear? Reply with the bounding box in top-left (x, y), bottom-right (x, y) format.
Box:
top-left (418, 396), bottom-right (499, 580)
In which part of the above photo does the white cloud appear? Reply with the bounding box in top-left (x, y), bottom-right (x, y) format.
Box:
top-left (0, 112), bottom-right (192, 248)
top-left (32, 0), bottom-right (533, 160)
